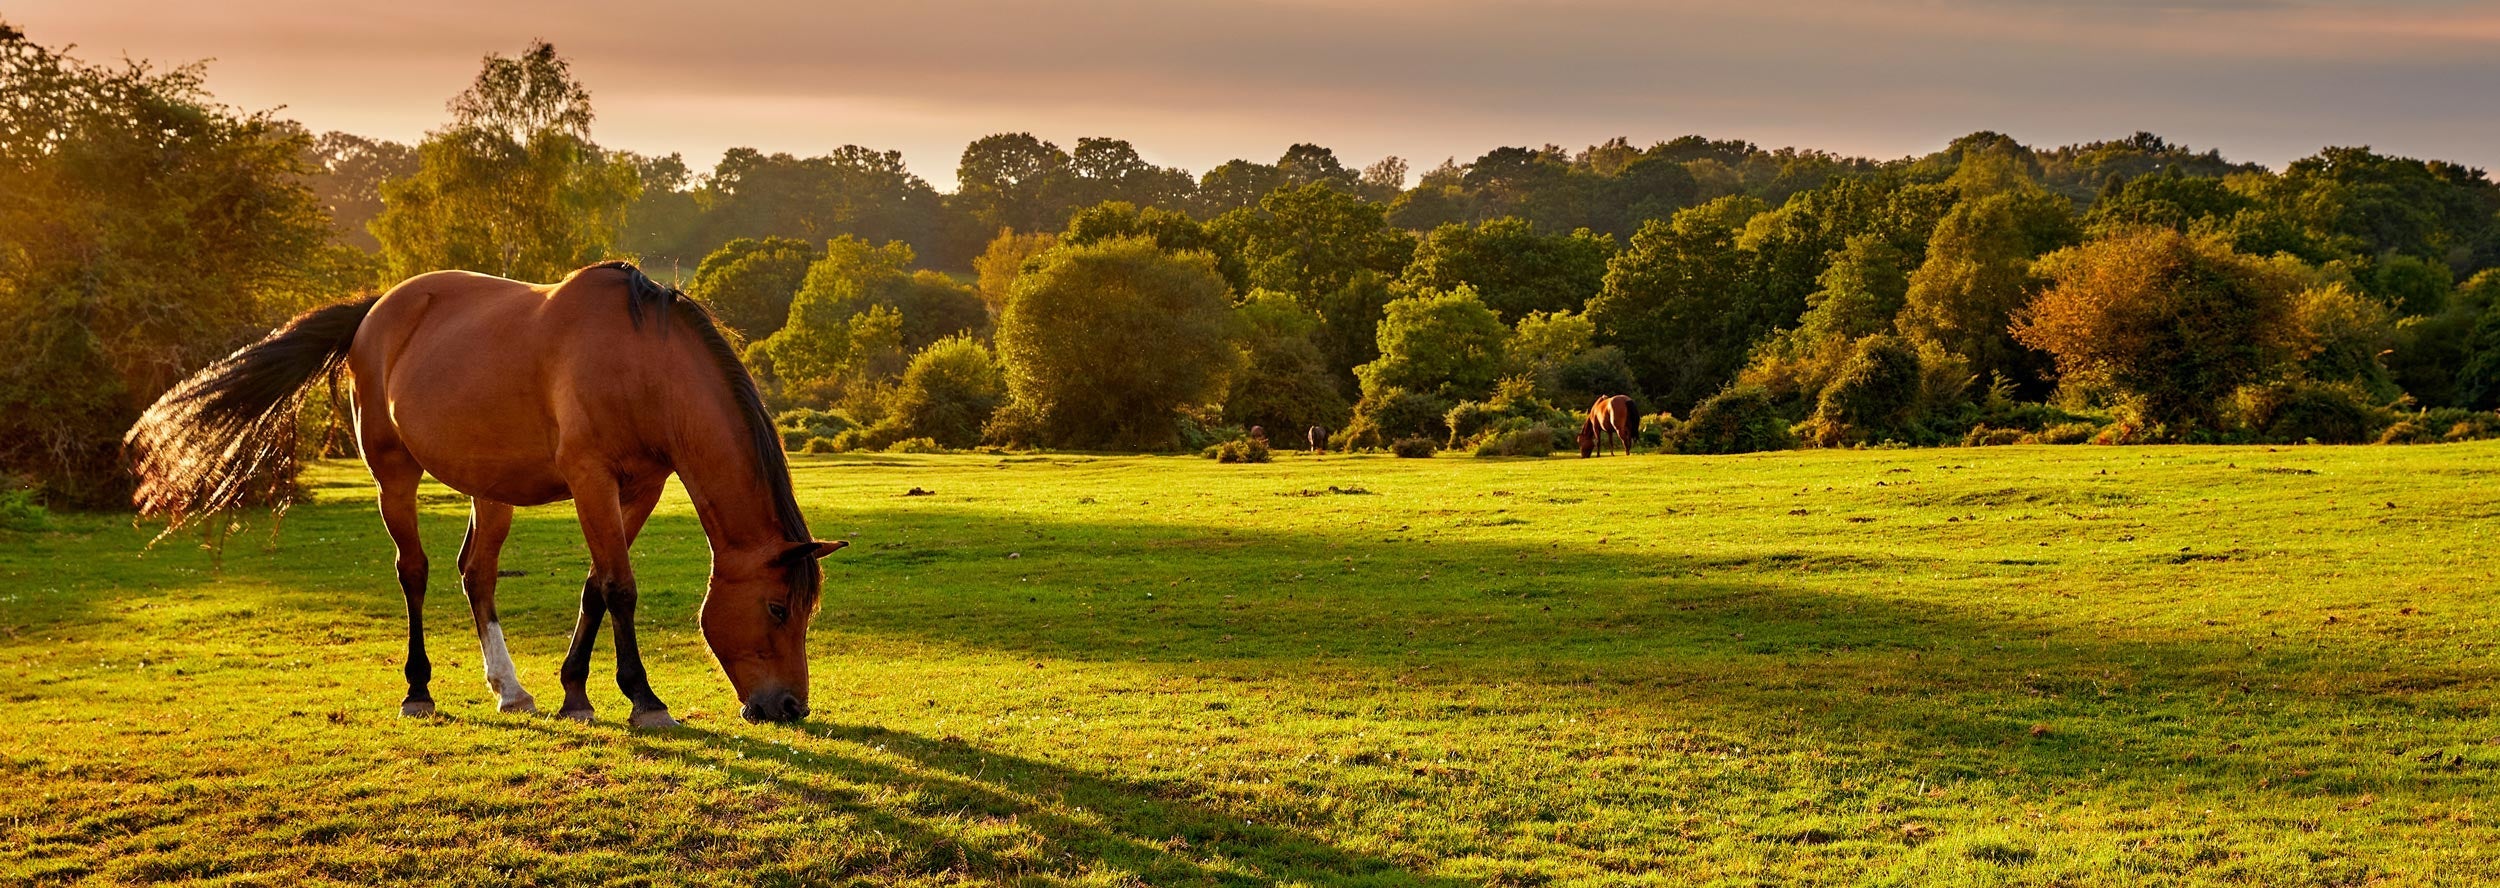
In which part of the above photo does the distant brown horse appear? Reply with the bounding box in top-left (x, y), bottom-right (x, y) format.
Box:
top-left (126, 263), bottom-right (845, 727)
top-left (1579, 395), bottom-right (1635, 457)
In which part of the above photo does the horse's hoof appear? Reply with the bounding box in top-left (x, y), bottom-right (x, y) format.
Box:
top-left (628, 709), bottom-right (679, 729)
top-left (557, 707), bottom-right (594, 723)
top-left (400, 700), bottom-right (437, 718)
top-left (499, 694), bottom-right (538, 714)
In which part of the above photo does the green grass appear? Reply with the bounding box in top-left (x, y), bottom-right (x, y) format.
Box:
top-left (7, 443), bottom-right (2500, 885)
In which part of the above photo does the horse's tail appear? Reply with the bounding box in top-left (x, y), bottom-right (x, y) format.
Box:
top-left (125, 295), bottom-right (380, 528)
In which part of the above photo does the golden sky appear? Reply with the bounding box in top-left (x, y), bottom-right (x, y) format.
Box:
top-left (15, 0), bottom-right (2498, 187)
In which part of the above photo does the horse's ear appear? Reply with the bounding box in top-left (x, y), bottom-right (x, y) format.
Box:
top-left (779, 540), bottom-right (847, 565)
top-left (804, 540), bottom-right (847, 559)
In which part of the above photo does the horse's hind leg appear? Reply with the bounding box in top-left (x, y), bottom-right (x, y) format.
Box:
top-left (369, 450), bottom-right (432, 717)
top-left (459, 499), bottom-right (535, 713)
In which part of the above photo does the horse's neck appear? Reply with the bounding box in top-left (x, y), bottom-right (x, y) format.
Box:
top-left (665, 388), bottom-right (792, 558)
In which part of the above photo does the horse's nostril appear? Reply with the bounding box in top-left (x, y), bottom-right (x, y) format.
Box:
top-left (782, 697), bottom-right (808, 721)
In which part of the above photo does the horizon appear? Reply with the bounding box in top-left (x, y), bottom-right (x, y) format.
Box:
top-left (12, 0), bottom-right (2499, 192)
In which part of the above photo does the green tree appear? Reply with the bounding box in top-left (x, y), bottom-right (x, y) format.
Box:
top-left (972, 229), bottom-right (1058, 313)
top-left (1211, 183), bottom-right (1417, 380)
top-left (1897, 193), bottom-right (2049, 393)
top-left (1067, 137), bottom-right (1196, 211)
top-left (1401, 218), bottom-right (1615, 321)
top-left (300, 130), bottom-right (416, 252)
top-left (1223, 291), bottom-right (1349, 433)
top-left (955, 133), bottom-right (1073, 235)
top-left (760, 237), bottom-right (984, 396)
top-left (2014, 228), bottom-right (2305, 432)
top-left (698, 146), bottom-right (972, 267)
top-left (0, 24), bottom-right (339, 503)
top-left (371, 41), bottom-right (639, 281)
top-left (1355, 285), bottom-right (1508, 402)
top-left (1585, 202), bottom-right (1768, 410)
top-left (687, 236), bottom-right (818, 340)
top-left (993, 238), bottom-right (1237, 448)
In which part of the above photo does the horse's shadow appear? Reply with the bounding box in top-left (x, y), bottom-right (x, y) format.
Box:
top-left (500, 717), bottom-right (1469, 887)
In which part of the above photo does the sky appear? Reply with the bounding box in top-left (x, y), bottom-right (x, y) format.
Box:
top-left (13, 0), bottom-right (2499, 190)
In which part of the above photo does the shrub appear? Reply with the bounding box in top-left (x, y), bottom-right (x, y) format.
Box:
top-left (0, 486), bottom-right (50, 533)
top-left (884, 436), bottom-right (944, 454)
top-left (1804, 335), bottom-right (1925, 446)
top-left (2033, 422), bottom-right (2102, 444)
top-left (1207, 438), bottom-right (1273, 463)
top-left (1390, 437), bottom-right (1438, 458)
top-left (1444, 377), bottom-right (1570, 448)
top-left (1961, 425), bottom-right (2028, 447)
top-left (1638, 413), bottom-right (1681, 448)
top-left (2432, 409), bottom-right (2500, 442)
top-left (1473, 426), bottom-right (1559, 457)
top-left (1675, 386), bottom-right (1794, 454)
top-left (800, 436), bottom-right (839, 454)
top-left (2376, 420), bottom-right (2436, 445)
top-left (1341, 386), bottom-right (1451, 450)
top-left (884, 336), bottom-right (1006, 449)
top-left (2233, 379), bottom-right (2387, 444)
top-left (776, 408), bottom-right (857, 450)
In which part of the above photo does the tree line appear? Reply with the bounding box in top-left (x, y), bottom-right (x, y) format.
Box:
top-left (6, 29), bottom-right (2499, 507)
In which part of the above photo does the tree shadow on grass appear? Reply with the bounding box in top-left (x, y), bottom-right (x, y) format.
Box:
top-left (497, 717), bottom-right (1468, 887)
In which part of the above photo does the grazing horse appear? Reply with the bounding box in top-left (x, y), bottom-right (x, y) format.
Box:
top-left (1580, 395), bottom-right (1636, 457)
top-left (1307, 425), bottom-right (1329, 453)
top-left (126, 263), bottom-right (846, 727)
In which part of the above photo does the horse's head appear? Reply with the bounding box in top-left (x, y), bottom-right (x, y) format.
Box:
top-left (703, 539), bottom-right (845, 722)
top-left (1577, 421), bottom-right (1596, 458)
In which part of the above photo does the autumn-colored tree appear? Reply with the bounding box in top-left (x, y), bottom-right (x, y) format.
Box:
top-left (2015, 227), bottom-right (2304, 431)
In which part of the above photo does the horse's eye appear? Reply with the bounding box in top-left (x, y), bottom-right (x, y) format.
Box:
top-left (767, 602), bottom-right (790, 624)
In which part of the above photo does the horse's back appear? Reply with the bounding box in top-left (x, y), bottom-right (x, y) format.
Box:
top-left (349, 267), bottom-right (662, 505)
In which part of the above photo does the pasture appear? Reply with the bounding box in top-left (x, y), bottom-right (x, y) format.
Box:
top-left (5, 444), bottom-right (2500, 886)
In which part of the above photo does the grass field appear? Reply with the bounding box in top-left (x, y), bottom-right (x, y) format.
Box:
top-left (6, 443), bottom-right (2500, 886)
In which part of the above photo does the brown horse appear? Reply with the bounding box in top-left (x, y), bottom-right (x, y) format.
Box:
top-left (126, 263), bottom-right (844, 727)
top-left (1579, 395), bottom-right (1635, 457)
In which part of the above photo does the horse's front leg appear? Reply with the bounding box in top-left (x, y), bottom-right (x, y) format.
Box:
top-left (559, 471), bottom-right (676, 728)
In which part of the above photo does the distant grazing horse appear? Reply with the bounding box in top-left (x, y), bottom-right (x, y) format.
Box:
top-left (1579, 395), bottom-right (1635, 457)
top-left (1307, 425), bottom-right (1329, 453)
top-left (1249, 425), bottom-right (1268, 443)
top-left (126, 263), bottom-right (845, 727)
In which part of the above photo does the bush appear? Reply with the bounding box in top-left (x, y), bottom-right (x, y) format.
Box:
top-left (0, 486), bottom-right (50, 533)
top-left (884, 436), bottom-right (944, 454)
top-left (1803, 335), bottom-right (1925, 446)
top-left (2033, 422), bottom-right (2102, 444)
top-left (1473, 426), bottom-right (1559, 457)
top-left (1390, 437), bottom-right (1439, 458)
top-left (777, 408), bottom-right (857, 450)
top-left (800, 436), bottom-right (839, 454)
top-left (1638, 413), bottom-right (1681, 448)
top-left (1675, 386), bottom-right (1794, 454)
top-left (2431, 409), bottom-right (2500, 442)
top-left (1341, 387), bottom-right (1451, 450)
top-left (2233, 379), bottom-right (2388, 444)
top-left (2376, 420), bottom-right (2436, 445)
top-left (1444, 377), bottom-right (1570, 448)
top-left (1961, 425), bottom-right (2028, 447)
top-left (884, 336), bottom-right (1006, 449)
top-left (1207, 438), bottom-right (1273, 463)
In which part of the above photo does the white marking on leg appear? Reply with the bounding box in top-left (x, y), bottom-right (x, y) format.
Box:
top-left (479, 622), bottom-right (534, 711)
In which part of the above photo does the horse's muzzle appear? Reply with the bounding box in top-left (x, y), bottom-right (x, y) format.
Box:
top-left (742, 687), bottom-right (809, 723)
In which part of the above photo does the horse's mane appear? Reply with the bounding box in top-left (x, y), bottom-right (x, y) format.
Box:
top-left (586, 262), bottom-right (815, 568)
